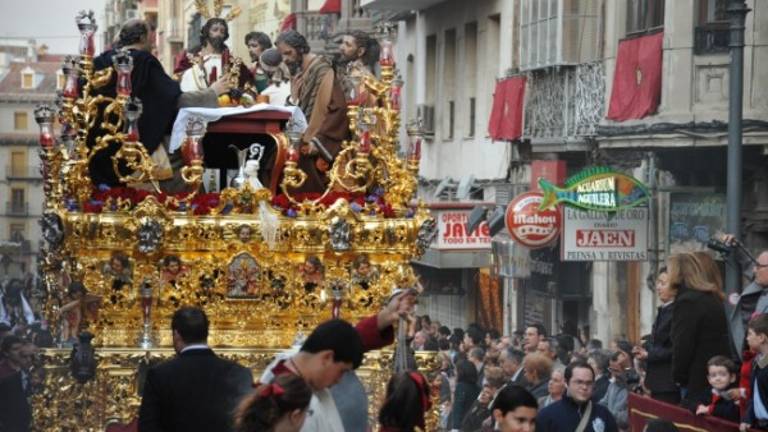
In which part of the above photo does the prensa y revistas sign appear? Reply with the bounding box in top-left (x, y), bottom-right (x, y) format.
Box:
top-left (561, 207), bottom-right (649, 261)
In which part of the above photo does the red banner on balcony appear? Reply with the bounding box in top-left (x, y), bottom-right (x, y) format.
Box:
top-left (279, 13), bottom-right (297, 32)
top-left (319, 0), bottom-right (341, 14)
top-left (488, 76), bottom-right (526, 141)
top-left (606, 31), bottom-right (664, 121)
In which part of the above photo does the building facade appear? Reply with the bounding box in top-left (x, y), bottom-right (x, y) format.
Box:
top-left (364, 0), bottom-right (768, 343)
top-left (0, 41), bottom-right (61, 279)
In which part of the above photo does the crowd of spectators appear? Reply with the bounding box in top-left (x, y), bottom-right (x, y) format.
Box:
top-left (412, 247), bottom-right (768, 431)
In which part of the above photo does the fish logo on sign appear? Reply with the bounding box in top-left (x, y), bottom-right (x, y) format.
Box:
top-left (538, 167), bottom-right (650, 212)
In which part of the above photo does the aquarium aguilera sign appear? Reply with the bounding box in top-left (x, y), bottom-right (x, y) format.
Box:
top-left (505, 192), bottom-right (561, 249)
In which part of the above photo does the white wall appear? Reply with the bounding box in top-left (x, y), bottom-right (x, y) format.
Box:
top-left (397, 0), bottom-right (513, 182)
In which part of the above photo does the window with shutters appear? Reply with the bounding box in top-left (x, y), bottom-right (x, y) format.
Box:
top-left (626, 0), bottom-right (665, 36)
top-left (14, 111), bottom-right (28, 131)
top-left (520, 0), bottom-right (600, 71)
top-left (695, 0), bottom-right (729, 54)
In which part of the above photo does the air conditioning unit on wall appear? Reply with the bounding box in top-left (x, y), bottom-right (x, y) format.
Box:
top-left (416, 104), bottom-right (435, 135)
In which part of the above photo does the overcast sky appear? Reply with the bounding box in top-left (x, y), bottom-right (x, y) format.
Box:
top-left (1, 0), bottom-right (107, 54)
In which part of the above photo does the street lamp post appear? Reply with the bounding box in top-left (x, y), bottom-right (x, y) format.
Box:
top-left (725, 0), bottom-right (751, 296)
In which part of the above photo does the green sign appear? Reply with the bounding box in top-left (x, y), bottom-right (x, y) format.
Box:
top-left (538, 167), bottom-right (650, 212)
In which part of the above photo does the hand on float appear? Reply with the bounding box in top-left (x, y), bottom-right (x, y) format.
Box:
top-left (211, 73), bottom-right (233, 96)
top-left (631, 345), bottom-right (648, 360)
top-left (740, 423), bottom-right (750, 432)
top-left (300, 141), bottom-right (319, 156)
top-left (377, 290), bottom-right (416, 331)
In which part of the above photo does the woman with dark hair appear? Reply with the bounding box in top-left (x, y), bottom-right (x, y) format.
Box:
top-left (490, 385), bottom-right (538, 432)
top-left (668, 253), bottom-right (731, 407)
top-left (378, 371), bottom-right (432, 431)
top-left (633, 268), bottom-right (680, 404)
top-left (234, 374), bottom-right (312, 432)
top-left (449, 360), bottom-right (481, 430)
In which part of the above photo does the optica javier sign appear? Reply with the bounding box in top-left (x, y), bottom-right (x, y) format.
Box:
top-left (561, 207), bottom-right (649, 261)
top-left (434, 209), bottom-right (492, 250)
top-left (505, 192), bottom-right (561, 249)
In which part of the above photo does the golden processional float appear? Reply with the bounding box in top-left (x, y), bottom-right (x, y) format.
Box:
top-left (31, 9), bottom-right (438, 431)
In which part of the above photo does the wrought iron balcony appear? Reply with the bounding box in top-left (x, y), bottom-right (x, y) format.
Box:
top-left (694, 22), bottom-right (730, 55)
top-left (523, 62), bottom-right (606, 141)
top-left (5, 201), bottom-right (29, 216)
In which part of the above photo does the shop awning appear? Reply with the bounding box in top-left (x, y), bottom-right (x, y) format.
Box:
top-left (606, 31), bottom-right (664, 121)
top-left (488, 76), bottom-right (526, 141)
top-left (413, 248), bottom-right (490, 269)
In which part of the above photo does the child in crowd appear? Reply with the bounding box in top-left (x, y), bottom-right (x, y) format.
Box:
top-left (694, 355), bottom-right (741, 423)
top-left (742, 313), bottom-right (768, 432)
top-left (490, 384), bottom-right (538, 432)
top-left (233, 374), bottom-right (312, 432)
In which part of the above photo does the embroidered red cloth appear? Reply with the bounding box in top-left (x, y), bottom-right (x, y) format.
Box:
top-left (280, 13), bottom-right (297, 32)
top-left (488, 76), bottom-right (526, 141)
top-left (319, 0), bottom-right (341, 14)
top-left (606, 31), bottom-right (664, 121)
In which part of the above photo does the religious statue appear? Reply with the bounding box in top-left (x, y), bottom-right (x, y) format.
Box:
top-left (175, 4), bottom-right (251, 96)
top-left (300, 256), bottom-right (324, 293)
top-left (59, 281), bottom-right (102, 344)
top-left (227, 253), bottom-right (261, 297)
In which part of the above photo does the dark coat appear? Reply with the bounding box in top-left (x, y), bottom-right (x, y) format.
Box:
top-left (449, 381), bottom-right (480, 430)
top-left (0, 365), bottom-right (31, 432)
top-left (644, 303), bottom-right (678, 394)
top-left (138, 348), bottom-right (253, 432)
top-left (535, 395), bottom-right (619, 432)
top-left (745, 354), bottom-right (768, 426)
top-left (90, 49), bottom-right (183, 186)
top-left (461, 400), bottom-right (491, 432)
top-left (671, 287), bottom-right (731, 404)
top-left (591, 374), bottom-right (610, 402)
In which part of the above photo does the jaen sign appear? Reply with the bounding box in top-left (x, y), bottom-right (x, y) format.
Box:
top-left (561, 207), bottom-right (648, 261)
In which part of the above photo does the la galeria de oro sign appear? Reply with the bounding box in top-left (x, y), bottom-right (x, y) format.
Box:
top-left (504, 167), bottom-right (651, 261)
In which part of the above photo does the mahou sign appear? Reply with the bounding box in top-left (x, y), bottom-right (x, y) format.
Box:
top-left (505, 192), bottom-right (561, 249)
top-left (434, 209), bottom-right (492, 250)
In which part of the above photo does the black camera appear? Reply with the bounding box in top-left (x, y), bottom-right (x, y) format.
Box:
top-left (707, 238), bottom-right (734, 255)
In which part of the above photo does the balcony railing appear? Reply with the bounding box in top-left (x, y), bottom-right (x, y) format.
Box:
top-left (5, 201), bottom-right (29, 216)
top-left (297, 11), bottom-right (339, 45)
top-left (6, 165), bottom-right (42, 181)
top-left (694, 22), bottom-right (730, 55)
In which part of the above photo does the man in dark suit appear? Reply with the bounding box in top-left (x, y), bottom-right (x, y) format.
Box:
top-left (0, 335), bottom-right (32, 432)
top-left (138, 307), bottom-right (253, 432)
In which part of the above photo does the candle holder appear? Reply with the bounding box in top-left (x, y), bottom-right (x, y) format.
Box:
top-left (406, 120), bottom-right (423, 173)
top-left (124, 97), bottom-right (142, 142)
top-left (390, 74), bottom-right (403, 112)
top-left (112, 49), bottom-right (134, 99)
top-left (281, 126), bottom-right (307, 191)
top-left (76, 10), bottom-right (97, 59)
top-left (138, 279), bottom-right (155, 349)
top-left (35, 104), bottom-right (63, 209)
top-left (181, 117), bottom-right (206, 188)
